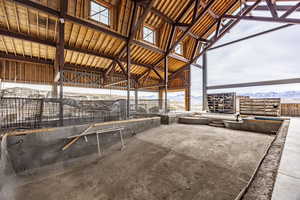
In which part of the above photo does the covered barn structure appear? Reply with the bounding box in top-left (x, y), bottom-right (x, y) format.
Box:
top-left (1, 0), bottom-right (300, 200)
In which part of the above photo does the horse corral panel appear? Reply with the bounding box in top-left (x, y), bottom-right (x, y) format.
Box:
top-left (281, 103), bottom-right (300, 117)
top-left (240, 98), bottom-right (281, 117)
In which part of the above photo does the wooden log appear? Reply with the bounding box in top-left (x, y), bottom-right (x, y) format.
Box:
top-left (62, 124), bottom-right (95, 151)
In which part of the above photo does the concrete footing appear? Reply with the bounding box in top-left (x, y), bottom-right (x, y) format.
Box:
top-left (7, 117), bottom-right (161, 173)
top-left (160, 113), bottom-right (194, 124)
top-left (224, 119), bottom-right (282, 134)
top-left (178, 117), bottom-right (209, 125)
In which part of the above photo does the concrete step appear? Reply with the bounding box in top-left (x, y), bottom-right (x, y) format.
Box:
top-left (209, 120), bottom-right (225, 128)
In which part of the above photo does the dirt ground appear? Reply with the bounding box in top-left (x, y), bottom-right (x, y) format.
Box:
top-left (14, 124), bottom-right (274, 200)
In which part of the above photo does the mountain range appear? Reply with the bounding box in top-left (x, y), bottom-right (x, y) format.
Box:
top-left (140, 91), bottom-right (300, 103)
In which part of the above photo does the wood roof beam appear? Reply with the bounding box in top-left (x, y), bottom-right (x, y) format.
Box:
top-left (115, 59), bottom-right (127, 76)
top-left (13, 0), bottom-right (192, 72)
top-left (67, 44), bottom-right (157, 71)
top-left (174, 23), bottom-right (190, 27)
top-left (138, 83), bottom-right (164, 89)
top-left (14, 0), bottom-right (60, 16)
top-left (104, 62), bottom-right (116, 77)
top-left (147, 7), bottom-right (209, 42)
top-left (107, 1), bottom-right (159, 81)
top-left (137, 69), bottom-right (151, 81)
top-left (104, 79), bottom-right (127, 87)
top-left (149, 7), bottom-right (173, 24)
top-left (64, 63), bottom-right (143, 84)
top-left (198, 0), bottom-right (241, 43)
top-left (193, 0), bottom-right (200, 22)
top-left (65, 15), bottom-right (127, 41)
top-left (169, 53), bottom-right (190, 63)
top-left (130, 0), bottom-right (162, 81)
top-left (167, 0), bottom-right (217, 55)
top-left (169, 0), bottom-right (262, 80)
top-left (129, 0), bottom-right (154, 42)
top-left (199, 0), bottom-right (220, 19)
top-left (0, 52), bottom-right (53, 65)
top-left (0, 30), bottom-right (188, 78)
top-left (0, 28), bottom-right (167, 75)
top-left (154, 0), bottom-right (216, 68)
top-left (0, 29), bottom-right (56, 47)
top-left (140, 69), bottom-right (151, 86)
top-left (14, 0), bottom-right (198, 43)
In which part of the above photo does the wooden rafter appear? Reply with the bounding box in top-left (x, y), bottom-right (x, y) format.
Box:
top-left (0, 52), bottom-right (53, 65)
top-left (12, 0), bottom-right (188, 66)
top-left (153, 0), bottom-right (216, 69)
top-left (0, 29), bottom-right (164, 73)
top-left (4, 0), bottom-right (297, 92)
top-left (170, 0), bottom-right (262, 80)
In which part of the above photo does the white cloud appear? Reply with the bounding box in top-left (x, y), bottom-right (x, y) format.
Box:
top-left (192, 20), bottom-right (300, 93)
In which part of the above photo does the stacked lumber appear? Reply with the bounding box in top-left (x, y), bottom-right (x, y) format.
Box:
top-left (207, 93), bottom-right (236, 114)
top-left (281, 103), bottom-right (300, 116)
top-left (240, 98), bottom-right (281, 116)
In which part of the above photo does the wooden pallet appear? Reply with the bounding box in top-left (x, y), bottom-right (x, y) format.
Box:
top-left (240, 98), bottom-right (281, 116)
top-left (207, 93), bottom-right (236, 114)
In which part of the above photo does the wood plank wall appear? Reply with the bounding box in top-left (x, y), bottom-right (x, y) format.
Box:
top-left (281, 103), bottom-right (300, 117)
top-left (0, 60), bottom-right (53, 84)
top-left (240, 98), bottom-right (281, 117)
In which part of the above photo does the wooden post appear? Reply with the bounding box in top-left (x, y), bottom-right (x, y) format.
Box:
top-left (185, 87), bottom-right (191, 111)
top-left (164, 57), bottom-right (168, 113)
top-left (185, 66), bottom-right (191, 111)
top-left (202, 50), bottom-right (207, 111)
top-left (58, 0), bottom-right (67, 126)
top-left (52, 47), bottom-right (59, 97)
top-left (126, 44), bottom-right (131, 119)
top-left (134, 88), bottom-right (138, 111)
top-left (159, 87), bottom-right (163, 110)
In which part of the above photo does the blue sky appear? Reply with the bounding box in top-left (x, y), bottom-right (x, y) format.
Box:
top-left (192, 10), bottom-right (300, 95)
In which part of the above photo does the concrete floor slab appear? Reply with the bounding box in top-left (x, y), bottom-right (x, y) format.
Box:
top-left (278, 149), bottom-right (300, 179)
top-left (272, 118), bottom-right (300, 200)
top-left (272, 173), bottom-right (300, 200)
top-left (12, 124), bottom-right (274, 200)
top-left (284, 142), bottom-right (300, 154)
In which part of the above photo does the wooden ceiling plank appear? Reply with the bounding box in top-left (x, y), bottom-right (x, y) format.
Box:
top-left (1, 0), bottom-right (10, 30)
top-left (1, 36), bottom-right (8, 53)
top-left (0, 51), bottom-right (53, 65)
top-left (14, 2), bottom-right (21, 32)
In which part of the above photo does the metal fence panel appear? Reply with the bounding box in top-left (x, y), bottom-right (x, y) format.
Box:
top-left (0, 98), bottom-right (127, 132)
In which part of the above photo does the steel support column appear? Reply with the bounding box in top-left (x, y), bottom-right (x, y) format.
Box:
top-left (126, 44), bottom-right (131, 119)
top-left (159, 87), bottom-right (163, 110)
top-left (52, 48), bottom-right (59, 98)
top-left (134, 88), bottom-right (138, 112)
top-left (164, 57), bottom-right (168, 113)
top-left (202, 51), bottom-right (207, 111)
top-left (58, 0), bottom-right (67, 126)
